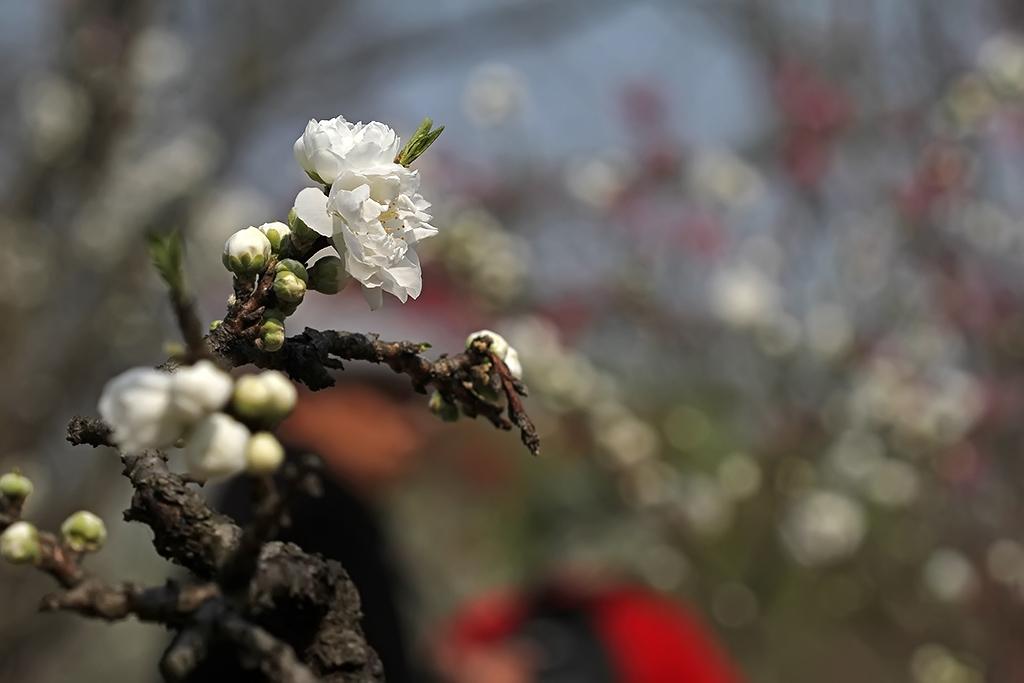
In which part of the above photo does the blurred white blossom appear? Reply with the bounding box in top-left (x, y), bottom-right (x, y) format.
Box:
top-left (689, 148), bottom-right (764, 208)
top-left (710, 266), bottom-right (781, 328)
top-left (462, 63), bottom-right (527, 127)
top-left (923, 548), bottom-right (977, 603)
top-left (781, 489), bottom-right (866, 567)
top-left (130, 28), bottom-right (188, 88)
top-left (977, 33), bottom-right (1024, 96)
top-left (99, 368), bottom-right (184, 453)
top-left (986, 539), bottom-right (1024, 589)
top-left (19, 74), bottom-right (91, 161)
top-left (184, 413), bottom-right (250, 481)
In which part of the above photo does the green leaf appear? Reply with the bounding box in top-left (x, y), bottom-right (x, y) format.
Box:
top-left (395, 117), bottom-right (445, 166)
top-left (147, 229), bottom-right (186, 297)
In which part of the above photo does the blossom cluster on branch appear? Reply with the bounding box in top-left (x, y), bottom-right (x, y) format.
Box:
top-left (0, 113), bottom-right (538, 682)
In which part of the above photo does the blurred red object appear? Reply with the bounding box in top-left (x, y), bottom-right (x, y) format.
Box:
top-left (775, 59), bottom-right (852, 187)
top-left (439, 581), bottom-right (743, 683)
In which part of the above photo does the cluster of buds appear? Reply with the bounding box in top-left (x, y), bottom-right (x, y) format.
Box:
top-left (0, 471), bottom-right (39, 564)
top-left (99, 361), bottom-right (298, 481)
top-left (221, 222), bottom-right (353, 353)
top-left (0, 471), bottom-right (109, 564)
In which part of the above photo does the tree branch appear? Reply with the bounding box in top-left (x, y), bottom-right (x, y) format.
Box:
top-left (40, 579), bottom-right (220, 625)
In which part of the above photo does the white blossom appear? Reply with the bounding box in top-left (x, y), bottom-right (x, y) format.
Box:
top-left (170, 360), bottom-right (233, 423)
top-left (780, 489), bottom-right (866, 567)
top-left (292, 162), bottom-right (436, 309)
top-left (184, 413), bottom-right (250, 481)
top-left (99, 368), bottom-right (184, 453)
top-left (293, 116), bottom-right (400, 185)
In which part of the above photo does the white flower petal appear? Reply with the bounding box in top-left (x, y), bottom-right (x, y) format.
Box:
top-left (98, 368), bottom-right (184, 452)
top-left (184, 413), bottom-right (250, 481)
top-left (170, 360), bottom-right (233, 423)
top-left (362, 285), bottom-right (384, 310)
top-left (293, 187), bottom-right (334, 237)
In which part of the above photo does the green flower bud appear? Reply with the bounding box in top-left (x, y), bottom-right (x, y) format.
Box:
top-left (233, 375), bottom-right (272, 421)
top-left (232, 371), bottom-right (296, 424)
top-left (223, 227), bottom-right (272, 278)
top-left (209, 319), bottom-right (223, 332)
top-left (259, 221), bottom-right (292, 253)
top-left (428, 391), bottom-right (459, 422)
top-left (261, 316), bottom-right (285, 333)
top-left (61, 510), bottom-right (107, 553)
top-left (246, 432), bottom-right (285, 475)
top-left (259, 371), bottom-right (298, 423)
top-left (0, 472), bottom-right (33, 501)
top-left (308, 255), bottom-right (350, 294)
top-left (275, 259), bottom-right (309, 283)
top-left (287, 208), bottom-right (320, 253)
top-left (1, 521), bottom-right (40, 564)
top-left (260, 317), bottom-right (286, 353)
top-left (273, 270), bottom-right (307, 305)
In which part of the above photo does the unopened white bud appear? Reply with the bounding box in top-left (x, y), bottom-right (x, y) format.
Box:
top-left (170, 360), bottom-right (233, 423)
top-left (183, 413), bottom-right (249, 481)
top-left (60, 510), bottom-right (107, 552)
top-left (466, 329), bottom-right (510, 359)
top-left (246, 432), bottom-right (285, 474)
top-left (258, 371), bottom-right (298, 422)
top-left (259, 221), bottom-right (292, 253)
top-left (232, 375), bottom-right (271, 420)
top-left (232, 371), bottom-right (296, 424)
top-left (223, 227), bottom-right (272, 278)
top-left (1, 521), bottom-right (40, 564)
top-left (504, 346), bottom-right (523, 380)
top-left (99, 367), bottom-right (184, 453)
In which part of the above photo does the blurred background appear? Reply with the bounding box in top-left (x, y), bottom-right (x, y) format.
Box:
top-left (3, 0), bottom-right (1024, 681)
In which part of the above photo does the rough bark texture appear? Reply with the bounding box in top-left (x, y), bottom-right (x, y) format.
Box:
top-left (210, 327), bottom-right (539, 454)
top-left (60, 425), bottom-right (385, 682)
top-left (48, 253), bottom-right (538, 681)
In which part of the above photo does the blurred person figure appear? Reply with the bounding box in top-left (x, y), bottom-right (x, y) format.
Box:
top-left (435, 577), bottom-right (743, 683)
top-left (221, 382), bottom-right (427, 683)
